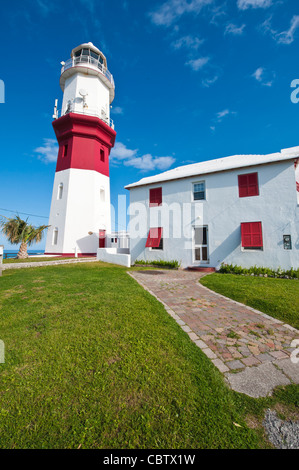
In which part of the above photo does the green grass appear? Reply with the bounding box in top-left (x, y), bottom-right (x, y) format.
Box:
top-left (200, 274), bottom-right (299, 330)
top-left (0, 263), bottom-right (298, 449)
top-left (3, 257), bottom-right (78, 264)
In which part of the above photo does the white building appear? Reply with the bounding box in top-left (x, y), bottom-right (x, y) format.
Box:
top-left (45, 42), bottom-right (116, 256)
top-left (126, 147), bottom-right (299, 270)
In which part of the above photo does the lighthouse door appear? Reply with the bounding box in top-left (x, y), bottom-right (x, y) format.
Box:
top-left (99, 230), bottom-right (106, 248)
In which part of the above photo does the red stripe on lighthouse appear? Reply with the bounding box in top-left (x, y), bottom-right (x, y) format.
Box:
top-left (53, 113), bottom-right (116, 176)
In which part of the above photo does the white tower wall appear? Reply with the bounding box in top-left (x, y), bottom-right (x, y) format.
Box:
top-left (45, 169), bottom-right (111, 255)
top-left (62, 73), bottom-right (111, 122)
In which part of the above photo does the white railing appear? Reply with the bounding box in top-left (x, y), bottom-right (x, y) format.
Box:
top-left (61, 57), bottom-right (114, 88)
top-left (56, 107), bottom-right (114, 129)
top-left (106, 232), bottom-right (130, 251)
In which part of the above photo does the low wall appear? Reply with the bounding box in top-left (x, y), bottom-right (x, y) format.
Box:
top-left (97, 248), bottom-right (131, 268)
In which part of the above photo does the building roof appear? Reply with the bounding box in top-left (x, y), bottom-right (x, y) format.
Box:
top-left (125, 146), bottom-right (299, 189)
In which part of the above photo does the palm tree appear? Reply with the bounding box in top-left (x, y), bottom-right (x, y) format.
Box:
top-left (0, 215), bottom-right (49, 259)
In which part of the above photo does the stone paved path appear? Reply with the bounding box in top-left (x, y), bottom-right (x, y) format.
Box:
top-left (129, 270), bottom-right (299, 397)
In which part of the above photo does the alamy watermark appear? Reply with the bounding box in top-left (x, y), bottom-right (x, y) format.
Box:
top-left (0, 340), bottom-right (4, 363)
top-left (290, 79), bottom-right (299, 103)
top-left (0, 80), bottom-right (4, 103)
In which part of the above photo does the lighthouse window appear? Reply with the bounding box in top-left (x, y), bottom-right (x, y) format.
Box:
top-left (100, 149), bottom-right (105, 162)
top-left (74, 50), bottom-right (81, 57)
top-left (82, 49), bottom-right (89, 56)
top-left (57, 183), bottom-right (63, 200)
top-left (90, 51), bottom-right (99, 61)
top-left (63, 144), bottom-right (68, 157)
top-left (53, 228), bottom-right (58, 246)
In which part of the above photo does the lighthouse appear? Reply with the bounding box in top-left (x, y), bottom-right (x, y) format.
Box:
top-left (45, 42), bottom-right (116, 256)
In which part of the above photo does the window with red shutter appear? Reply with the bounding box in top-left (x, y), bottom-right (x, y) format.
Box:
top-left (238, 172), bottom-right (259, 198)
top-left (145, 228), bottom-right (163, 249)
top-left (149, 187), bottom-right (162, 206)
top-left (241, 222), bottom-right (263, 249)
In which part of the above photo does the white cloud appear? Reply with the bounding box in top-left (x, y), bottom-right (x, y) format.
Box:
top-left (276, 15), bottom-right (299, 45)
top-left (202, 74), bottom-right (219, 87)
top-left (172, 35), bottom-right (204, 50)
top-left (186, 57), bottom-right (210, 71)
top-left (34, 139), bottom-right (58, 163)
top-left (252, 67), bottom-right (274, 86)
top-left (237, 0), bottom-right (272, 10)
top-left (225, 23), bottom-right (246, 35)
top-left (149, 0), bottom-right (213, 27)
top-left (216, 109), bottom-right (230, 121)
top-left (111, 106), bottom-right (124, 115)
top-left (215, 109), bottom-right (237, 123)
top-left (252, 67), bottom-right (264, 81)
top-left (110, 142), bottom-right (138, 161)
top-left (36, 0), bottom-right (52, 16)
top-left (110, 142), bottom-right (175, 172)
top-left (124, 154), bottom-right (176, 171)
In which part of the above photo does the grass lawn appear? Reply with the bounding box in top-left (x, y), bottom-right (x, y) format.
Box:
top-left (200, 274), bottom-right (299, 330)
top-left (3, 257), bottom-right (78, 264)
top-left (0, 263), bottom-right (298, 449)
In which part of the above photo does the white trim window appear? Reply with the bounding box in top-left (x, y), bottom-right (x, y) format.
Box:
top-left (193, 181), bottom-right (205, 201)
top-left (194, 226), bottom-right (209, 263)
top-left (100, 187), bottom-right (105, 202)
top-left (53, 228), bottom-right (58, 246)
top-left (57, 183), bottom-right (63, 200)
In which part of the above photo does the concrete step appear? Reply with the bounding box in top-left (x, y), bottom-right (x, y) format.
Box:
top-left (187, 266), bottom-right (216, 273)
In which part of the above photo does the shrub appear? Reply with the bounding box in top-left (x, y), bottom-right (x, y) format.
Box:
top-left (218, 263), bottom-right (299, 279)
top-left (134, 259), bottom-right (181, 269)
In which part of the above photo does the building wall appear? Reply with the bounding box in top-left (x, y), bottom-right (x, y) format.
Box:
top-left (97, 248), bottom-right (131, 268)
top-left (128, 160), bottom-right (299, 270)
top-left (45, 168), bottom-right (111, 255)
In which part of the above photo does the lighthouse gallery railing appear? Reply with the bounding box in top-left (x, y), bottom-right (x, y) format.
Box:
top-left (61, 57), bottom-right (115, 88)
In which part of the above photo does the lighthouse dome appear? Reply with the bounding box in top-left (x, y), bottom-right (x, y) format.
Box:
top-left (59, 42), bottom-right (114, 103)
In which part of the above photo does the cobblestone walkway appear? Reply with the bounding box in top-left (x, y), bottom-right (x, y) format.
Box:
top-left (129, 270), bottom-right (299, 397)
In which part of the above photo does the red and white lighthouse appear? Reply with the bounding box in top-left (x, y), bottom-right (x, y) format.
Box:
top-left (45, 42), bottom-right (116, 256)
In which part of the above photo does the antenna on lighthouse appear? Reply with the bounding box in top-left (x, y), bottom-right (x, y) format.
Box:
top-left (52, 99), bottom-right (58, 119)
top-left (79, 88), bottom-right (88, 109)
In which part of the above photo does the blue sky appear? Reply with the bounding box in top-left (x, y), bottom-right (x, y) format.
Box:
top-left (1, 0), bottom-right (299, 250)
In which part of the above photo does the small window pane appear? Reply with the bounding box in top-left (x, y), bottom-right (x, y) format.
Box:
top-left (195, 248), bottom-right (201, 261)
top-left (193, 182), bottom-right (205, 200)
top-left (74, 50), bottom-right (81, 57)
top-left (202, 247), bottom-right (208, 261)
top-left (283, 235), bottom-right (292, 250)
top-left (152, 237), bottom-right (163, 250)
top-left (195, 227), bottom-right (207, 245)
top-left (82, 49), bottom-right (89, 55)
top-left (90, 51), bottom-right (99, 60)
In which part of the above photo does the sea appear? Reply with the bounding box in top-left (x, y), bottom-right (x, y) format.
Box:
top-left (3, 250), bottom-right (45, 259)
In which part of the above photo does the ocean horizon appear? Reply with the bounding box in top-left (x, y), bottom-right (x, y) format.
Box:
top-left (3, 249), bottom-right (45, 259)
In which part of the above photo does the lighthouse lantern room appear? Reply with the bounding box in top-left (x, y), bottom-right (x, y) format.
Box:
top-left (45, 42), bottom-right (116, 256)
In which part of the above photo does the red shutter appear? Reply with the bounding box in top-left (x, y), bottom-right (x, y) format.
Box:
top-left (149, 187), bottom-right (162, 206)
top-left (238, 173), bottom-right (259, 197)
top-left (145, 228), bottom-right (163, 248)
top-left (241, 222), bottom-right (263, 248)
top-left (238, 174), bottom-right (248, 197)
